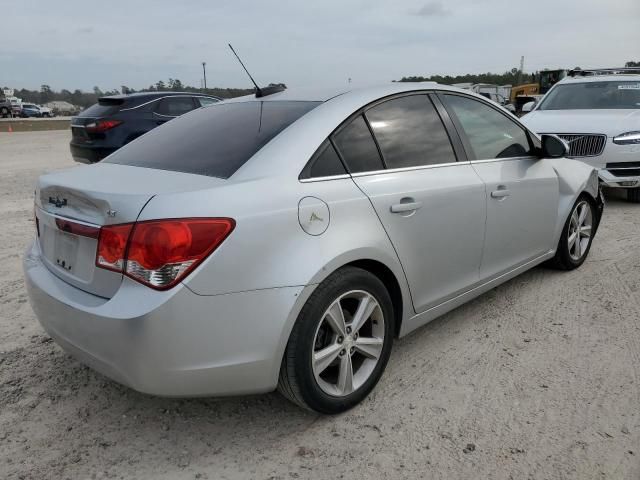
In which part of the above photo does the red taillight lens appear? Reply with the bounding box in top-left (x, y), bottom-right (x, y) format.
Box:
top-left (85, 119), bottom-right (122, 133)
top-left (95, 218), bottom-right (234, 290)
top-left (96, 224), bottom-right (134, 272)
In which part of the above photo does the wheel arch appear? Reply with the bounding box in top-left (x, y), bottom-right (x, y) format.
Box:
top-left (345, 259), bottom-right (404, 337)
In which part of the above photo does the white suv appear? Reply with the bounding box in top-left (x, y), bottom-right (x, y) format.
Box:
top-left (522, 68), bottom-right (640, 202)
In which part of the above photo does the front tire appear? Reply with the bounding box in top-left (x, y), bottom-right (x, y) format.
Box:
top-left (547, 195), bottom-right (596, 270)
top-left (627, 188), bottom-right (640, 203)
top-left (278, 267), bottom-right (394, 414)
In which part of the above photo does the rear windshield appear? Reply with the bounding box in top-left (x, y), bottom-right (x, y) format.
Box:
top-left (105, 100), bottom-right (320, 178)
top-left (538, 81), bottom-right (640, 110)
top-left (79, 101), bottom-right (124, 117)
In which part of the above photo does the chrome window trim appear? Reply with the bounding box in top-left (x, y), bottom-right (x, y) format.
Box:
top-left (299, 160), bottom-right (471, 183)
top-left (351, 160), bottom-right (469, 178)
top-left (299, 174), bottom-right (352, 183)
top-left (469, 155), bottom-right (539, 165)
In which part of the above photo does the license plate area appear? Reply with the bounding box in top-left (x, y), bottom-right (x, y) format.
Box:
top-left (71, 126), bottom-right (89, 141)
top-left (37, 210), bottom-right (100, 285)
top-left (53, 231), bottom-right (79, 273)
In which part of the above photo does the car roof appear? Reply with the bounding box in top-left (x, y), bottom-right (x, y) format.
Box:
top-left (226, 82), bottom-right (510, 181)
top-left (223, 81), bottom-right (467, 105)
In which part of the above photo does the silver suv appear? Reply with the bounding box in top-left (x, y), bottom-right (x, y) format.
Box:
top-left (522, 68), bottom-right (640, 202)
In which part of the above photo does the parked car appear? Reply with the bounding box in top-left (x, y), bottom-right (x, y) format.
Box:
top-left (0, 96), bottom-right (12, 117)
top-left (25, 83), bottom-right (603, 414)
top-left (522, 68), bottom-right (640, 202)
top-left (9, 98), bottom-right (22, 116)
top-left (38, 104), bottom-right (53, 117)
top-left (20, 103), bottom-right (44, 118)
top-left (69, 92), bottom-right (221, 163)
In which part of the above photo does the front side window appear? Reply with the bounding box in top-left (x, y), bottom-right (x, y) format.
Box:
top-left (155, 97), bottom-right (196, 116)
top-left (332, 115), bottom-right (384, 173)
top-left (107, 101), bottom-right (320, 178)
top-left (443, 95), bottom-right (531, 160)
top-left (365, 95), bottom-right (456, 168)
top-left (538, 81), bottom-right (640, 110)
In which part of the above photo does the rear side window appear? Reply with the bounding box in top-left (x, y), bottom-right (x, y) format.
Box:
top-left (155, 97), bottom-right (196, 116)
top-left (106, 101), bottom-right (320, 178)
top-left (443, 94), bottom-right (532, 159)
top-left (365, 95), bottom-right (456, 168)
top-left (196, 97), bottom-right (219, 107)
top-left (333, 115), bottom-right (384, 173)
top-left (300, 140), bottom-right (347, 179)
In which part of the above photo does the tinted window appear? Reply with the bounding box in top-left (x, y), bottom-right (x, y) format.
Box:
top-left (538, 81), bottom-right (640, 110)
top-left (333, 115), bottom-right (384, 173)
top-left (197, 97), bottom-right (219, 107)
top-left (301, 140), bottom-right (347, 179)
top-left (366, 95), bottom-right (456, 168)
top-left (444, 95), bottom-right (531, 159)
top-left (79, 102), bottom-right (122, 117)
top-left (155, 97), bottom-right (196, 116)
top-left (106, 101), bottom-right (320, 178)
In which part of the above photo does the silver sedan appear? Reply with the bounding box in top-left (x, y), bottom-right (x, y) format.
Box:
top-left (24, 83), bottom-right (604, 413)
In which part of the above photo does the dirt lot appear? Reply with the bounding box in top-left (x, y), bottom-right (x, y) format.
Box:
top-left (1, 130), bottom-right (639, 480)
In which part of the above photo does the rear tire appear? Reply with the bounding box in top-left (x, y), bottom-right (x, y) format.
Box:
top-left (278, 267), bottom-right (394, 414)
top-left (627, 188), bottom-right (640, 203)
top-left (547, 195), bottom-right (596, 270)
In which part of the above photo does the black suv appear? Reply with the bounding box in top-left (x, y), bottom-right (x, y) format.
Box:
top-left (70, 92), bottom-right (221, 163)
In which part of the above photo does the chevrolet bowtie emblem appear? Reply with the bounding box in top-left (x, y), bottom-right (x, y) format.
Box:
top-left (48, 196), bottom-right (67, 208)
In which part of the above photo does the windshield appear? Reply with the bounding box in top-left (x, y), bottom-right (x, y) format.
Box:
top-left (538, 81), bottom-right (640, 110)
top-left (106, 100), bottom-right (320, 178)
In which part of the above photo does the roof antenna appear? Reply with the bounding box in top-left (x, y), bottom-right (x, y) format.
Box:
top-left (228, 43), bottom-right (285, 98)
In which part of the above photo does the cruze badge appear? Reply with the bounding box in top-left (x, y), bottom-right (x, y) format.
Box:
top-left (48, 196), bottom-right (67, 208)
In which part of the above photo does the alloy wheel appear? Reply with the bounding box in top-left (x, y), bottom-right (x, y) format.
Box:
top-left (311, 290), bottom-right (385, 397)
top-left (567, 200), bottom-right (593, 261)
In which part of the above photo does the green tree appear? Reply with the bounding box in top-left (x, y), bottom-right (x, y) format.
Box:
top-left (39, 84), bottom-right (53, 104)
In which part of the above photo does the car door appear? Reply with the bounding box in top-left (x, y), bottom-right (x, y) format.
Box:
top-left (440, 93), bottom-right (559, 281)
top-left (152, 96), bottom-right (197, 125)
top-left (334, 94), bottom-right (487, 313)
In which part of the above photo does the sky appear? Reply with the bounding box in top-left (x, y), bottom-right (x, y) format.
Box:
top-left (1, 0), bottom-right (639, 92)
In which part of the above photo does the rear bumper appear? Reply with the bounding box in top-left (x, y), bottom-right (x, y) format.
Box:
top-left (69, 142), bottom-right (116, 164)
top-left (23, 240), bottom-right (305, 397)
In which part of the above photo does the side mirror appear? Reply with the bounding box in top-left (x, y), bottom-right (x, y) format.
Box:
top-left (541, 134), bottom-right (569, 158)
top-left (521, 101), bottom-right (536, 113)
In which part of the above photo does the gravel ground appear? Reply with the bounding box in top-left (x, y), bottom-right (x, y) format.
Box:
top-left (1, 131), bottom-right (639, 480)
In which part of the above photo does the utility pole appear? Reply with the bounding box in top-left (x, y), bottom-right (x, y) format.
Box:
top-left (202, 62), bottom-right (207, 90)
top-left (518, 56), bottom-right (524, 85)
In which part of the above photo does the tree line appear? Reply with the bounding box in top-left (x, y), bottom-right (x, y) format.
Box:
top-left (5, 60), bottom-right (638, 108)
top-left (2, 79), bottom-right (257, 109)
top-left (396, 61), bottom-right (640, 85)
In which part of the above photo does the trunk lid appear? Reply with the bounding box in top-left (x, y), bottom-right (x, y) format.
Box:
top-left (35, 163), bottom-right (226, 298)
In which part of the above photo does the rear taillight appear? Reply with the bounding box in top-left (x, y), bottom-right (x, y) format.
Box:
top-left (85, 119), bottom-right (122, 133)
top-left (96, 224), bottom-right (134, 272)
top-left (95, 218), bottom-right (234, 290)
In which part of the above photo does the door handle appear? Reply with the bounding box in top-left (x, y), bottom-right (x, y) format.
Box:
top-left (490, 187), bottom-right (511, 198)
top-left (390, 199), bottom-right (423, 213)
